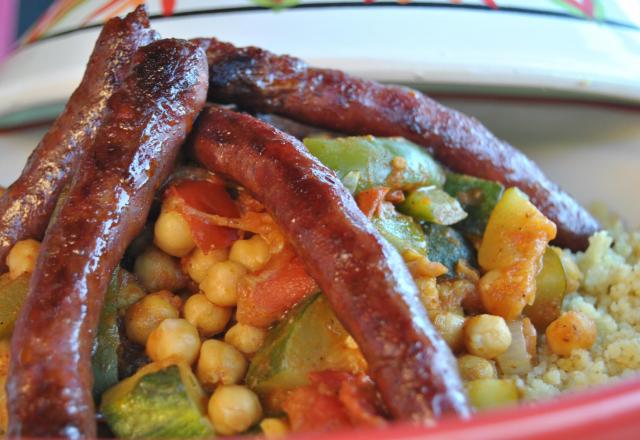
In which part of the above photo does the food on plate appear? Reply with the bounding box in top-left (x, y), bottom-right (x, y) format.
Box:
top-left (189, 106), bottom-right (470, 422)
top-left (0, 7), bottom-right (638, 439)
top-left (6, 28), bottom-right (208, 437)
top-left (0, 6), bottom-right (157, 272)
top-left (197, 38), bottom-right (600, 252)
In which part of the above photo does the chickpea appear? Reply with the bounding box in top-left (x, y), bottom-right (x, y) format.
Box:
top-left (146, 318), bottom-right (200, 365)
top-left (183, 248), bottom-right (228, 283)
top-left (134, 246), bottom-right (187, 292)
top-left (224, 323), bottom-right (267, 355)
top-left (433, 312), bottom-right (465, 353)
top-left (464, 314), bottom-right (512, 359)
top-left (183, 293), bottom-right (232, 337)
top-left (154, 210), bottom-right (195, 257)
top-left (208, 385), bottom-right (262, 436)
top-left (197, 340), bottom-right (247, 390)
top-left (457, 354), bottom-right (497, 381)
top-left (6, 239), bottom-right (40, 279)
top-left (200, 260), bottom-right (247, 307)
top-left (546, 311), bottom-right (596, 357)
top-left (260, 418), bottom-right (289, 438)
top-left (125, 291), bottom-right (182, 345)
top-left (229, 235), bottom-right (271, 272)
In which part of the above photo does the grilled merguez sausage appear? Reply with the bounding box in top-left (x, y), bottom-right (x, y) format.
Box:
top-left (189, 106), bottom-right (470, 423)
top-left (7, 39), bottom-right (208, 438)
top-left (200, 38), bottom-right (599, 251)
top-left (0, 6), bottom-right (157, 272)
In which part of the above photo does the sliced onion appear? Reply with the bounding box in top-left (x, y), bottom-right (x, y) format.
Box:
top-left (496, 319), bottom-right (536, 375)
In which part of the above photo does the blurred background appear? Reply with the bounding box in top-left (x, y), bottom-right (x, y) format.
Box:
top-left (0, 0), bottom-right (54, 61)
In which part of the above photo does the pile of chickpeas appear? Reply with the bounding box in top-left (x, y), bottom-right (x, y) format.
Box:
top-left (126, 204), bottom-right (288, 437)
top-left (404, 251), bottom-right (597, 389)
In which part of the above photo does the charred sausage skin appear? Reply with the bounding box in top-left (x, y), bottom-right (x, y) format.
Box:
top-left (0, 6), bottom-right (157, 272)
top-left (189, 106), bottom-right (470, 424)
top-left (200, 38), bottom-right (599, 251)
top-left (7, 39), bottom-right (208, 438)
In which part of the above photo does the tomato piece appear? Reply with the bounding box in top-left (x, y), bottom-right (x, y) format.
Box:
top-left (283, 384), bottom-right (352, 433)
top-left (338, 375), bottom-right (387, 427)
top-left (236, 246), bottom-right (318, 328)
top-left (356, 187), bottom-right (389, 218)
top-left (167, 180), bottom-right (240, 252)
top-left (170, 180), bottom-right (238, 217)
top-left (283, 371), bottom-right (386, 433)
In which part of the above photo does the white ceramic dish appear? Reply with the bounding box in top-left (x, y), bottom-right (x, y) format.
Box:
top-left (1, 0), bottom-right (640, 122)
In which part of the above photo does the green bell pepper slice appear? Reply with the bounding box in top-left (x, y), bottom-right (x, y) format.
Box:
top-left (399, 186), bottom-right (467, 225)
top-left (304, 136), bottom-right (445, 193)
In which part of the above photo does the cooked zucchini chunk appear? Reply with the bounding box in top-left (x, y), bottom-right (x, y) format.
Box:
top-left (101, 361), bottom-right (213, 438)
top-left (372, 203), bottom-right (428, 255)
top-left (524, 247), bottom-right (567, 332)
top-left (422, 223), bottom-right (477, 277)
top-left (444, 173), bottom-right (504, 239)
top-left (466, 378), bottom-right (519, 410)
top-left (247, 293), bottom-right (363, 395)
top-left (398, 186), bottom-right (467, 226)
top-left (93, 267), bottom-right (146, 399)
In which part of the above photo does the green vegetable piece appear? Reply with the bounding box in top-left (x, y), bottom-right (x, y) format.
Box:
top-left (422, 223), bottom-right (476, 277)
top-left (0, 273), bottom-right (30, 338)
top-left (247, 293), bottom-right (358, 395)
top-left (110, 266), bottom-right (147, 311)
top-left (372, 203), bottom-right (427, 255)
top-left (93, 267), bottom-right (146, 400)
top-left (101, 362), bottom-right (213, 438)
top-left (399, 186), bottom-right (467, 225)
top-left (340, 170), bottom-right (361, 194)
top-left (304, 136), bottom-right (445, 193)
top-left (524, 247), bottom-right (567, 332)
top-left (444, 173), bottom-right (504, 239)
top-left (466, 379), bottom-right (519, 410)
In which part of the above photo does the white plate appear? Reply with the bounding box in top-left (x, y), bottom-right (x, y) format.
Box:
top-left (1, 0), bottom-right (640, 120)
top-left (3, 96), bottom-right (640, 226)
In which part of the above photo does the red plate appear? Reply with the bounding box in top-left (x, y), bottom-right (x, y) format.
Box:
top-left (286, 376), bottom-right (640, 440)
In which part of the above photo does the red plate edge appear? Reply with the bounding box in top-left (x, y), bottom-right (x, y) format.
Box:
top-left (279, 375), bottom-right (640, 440)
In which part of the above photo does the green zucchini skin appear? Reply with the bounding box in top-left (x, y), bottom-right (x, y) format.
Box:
top-left (444, 173), bottom-right (504, 240)
top-left (372, 203), bottom-right (427, 255)
top-left (92, 267), bottom-right (146, 400)
top-left (101, 364), bottom-right (213, 438)
top-left (422, 223), bottom-right (477, 278)
top-left (247, 293), bottom-right (359, 396)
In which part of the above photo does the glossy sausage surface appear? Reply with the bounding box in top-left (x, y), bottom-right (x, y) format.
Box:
top-left (0, 6), bottom-right (157, 272)
top-left (200, 38), bottom-right (599, 251)
top-left (190, 106), bottom-right (470, 423)
top-left (7, 39), bottom-right (208, 438)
